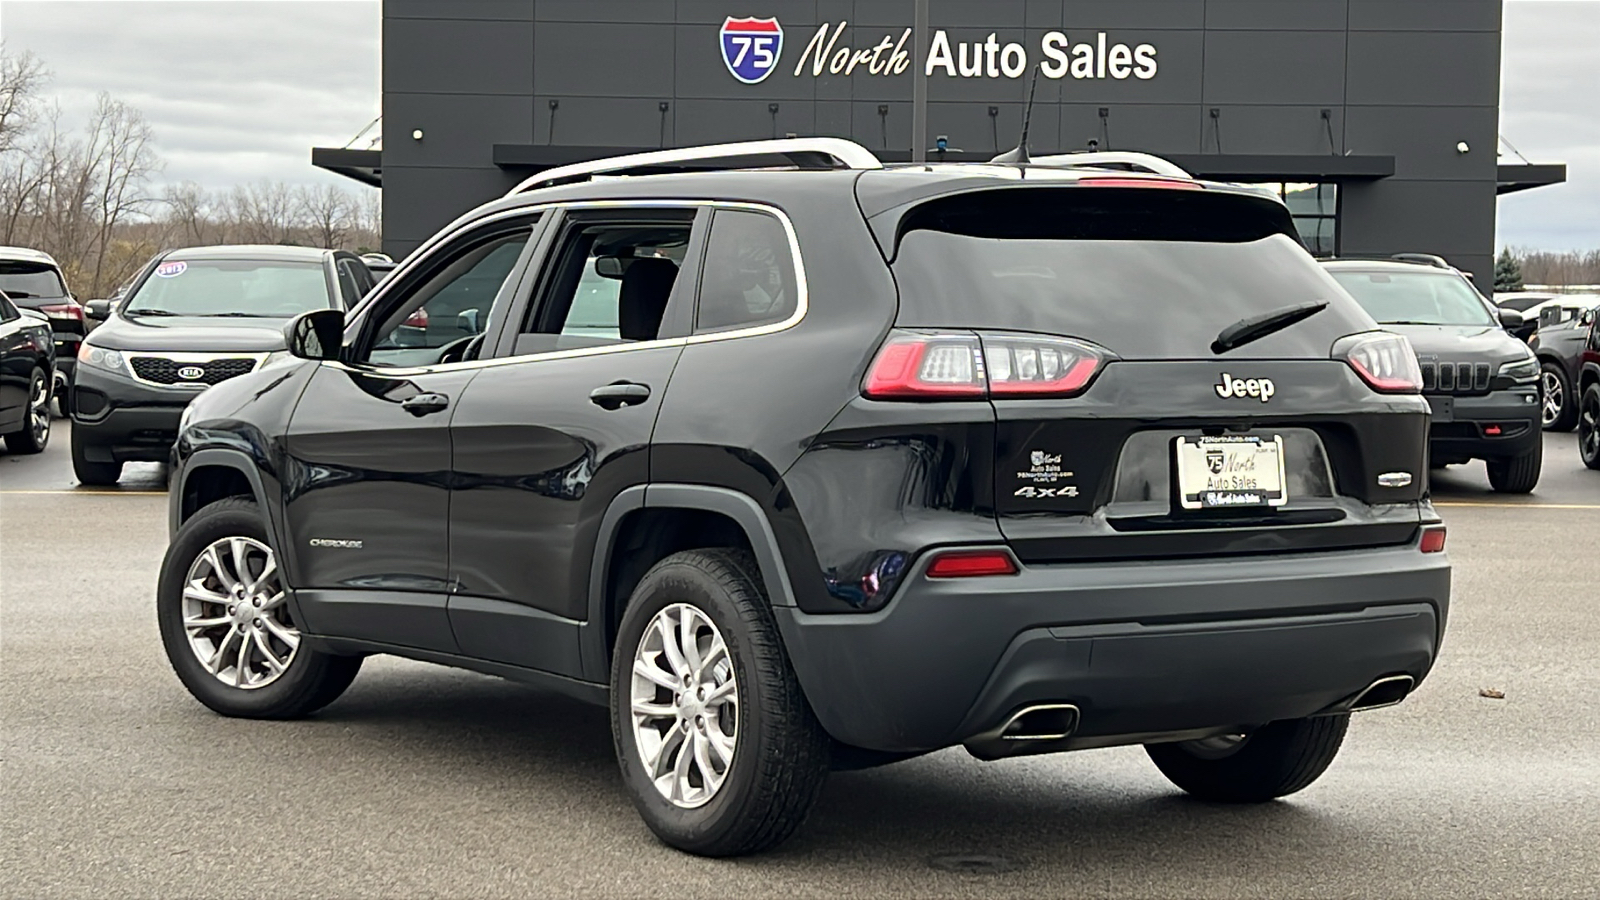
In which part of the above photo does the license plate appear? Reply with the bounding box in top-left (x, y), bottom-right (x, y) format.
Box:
top-left (1428, 396), bottom-right (1454, 423)
top-left (1175, 435), bottom-right (1288, 510)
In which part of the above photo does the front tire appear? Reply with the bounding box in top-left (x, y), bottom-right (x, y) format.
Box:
top-left (610, 549), bottom-right (829, 857)
top-left (2, 367), bottom-right (51, 454)
top-left (1579, 383), bottom-right (1600, 471)
top-left (1486, 441), bottom-right (1542, 494)
top-left (1146, 715), bottom-right (1349, 803)
top-left (1541, 362), bottom-right (1577, 431)
top-left (158, 497), bottom-right (361, 719)
top-left (71, 425), bottom-right (122, 485)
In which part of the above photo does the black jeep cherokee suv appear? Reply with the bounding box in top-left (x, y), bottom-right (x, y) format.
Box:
top-left (158, 141), bottom-right (1451, 857)
top-left (1322, 258), bottom-right (1543, 492)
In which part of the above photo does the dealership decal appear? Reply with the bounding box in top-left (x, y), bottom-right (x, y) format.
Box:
top-left (721, 17), bottom-right (784, 83)
top-left (730, 18), bottom-right (1157, 82)
top-left (155, 261), bottom-right (187, 278)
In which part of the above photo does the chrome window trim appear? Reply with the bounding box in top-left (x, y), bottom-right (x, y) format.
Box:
top-left (330, 199), bottom-right (808, 377)
top-left (125, 351), bottom-right (267, 389)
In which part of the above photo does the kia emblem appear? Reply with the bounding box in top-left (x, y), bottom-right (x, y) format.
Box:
top-left (177, 365), bottom-right (205, 380)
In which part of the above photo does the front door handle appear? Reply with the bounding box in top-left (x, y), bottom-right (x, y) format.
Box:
top-left (589, 382), bottom-right (651, 409)
top-left (400, 392), bottom-right (450, 416)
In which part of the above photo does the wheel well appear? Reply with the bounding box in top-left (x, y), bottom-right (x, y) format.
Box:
top-left (603, 507), bottom-right (755, 651)
top-left (181, 465), bottom-right (255, 523)
top-left (1582, 368), bottom-right (1600, 395)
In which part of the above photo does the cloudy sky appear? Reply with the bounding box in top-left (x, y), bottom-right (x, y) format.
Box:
top-left (0, 0), bottom-right (1595, 250)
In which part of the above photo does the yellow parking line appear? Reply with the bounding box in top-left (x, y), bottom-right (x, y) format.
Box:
top-left (1435, 501), bottom-right (1600, 510)
top-left (0, 489), bottom-right (164, 496)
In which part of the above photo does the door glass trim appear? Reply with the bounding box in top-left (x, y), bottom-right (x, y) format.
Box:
top-left (331, 199), bottom-right (808, 377)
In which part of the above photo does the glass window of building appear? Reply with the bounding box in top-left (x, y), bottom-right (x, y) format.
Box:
top-left (1245, 183), bottom-right (1337, 257)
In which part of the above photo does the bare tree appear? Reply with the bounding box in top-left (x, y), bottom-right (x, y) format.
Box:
top-left (0, 46), bottom-right (47, 154)
top-left (225, 181), bottom-right (299, 245)
top-left (296, 183), bottom-right (351, 249)
top-left (84, 94), bottom-right (160, 293)
top-left (161, 181), bottom-right (216, 247)
top-left (354, 188), bottom-right (382, 251)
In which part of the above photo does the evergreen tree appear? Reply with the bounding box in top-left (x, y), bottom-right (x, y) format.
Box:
top-left (1494, 248), bottom-right (1525, 293)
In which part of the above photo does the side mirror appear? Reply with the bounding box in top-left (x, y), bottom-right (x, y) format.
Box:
top-left (1498, 308), bottom-right (1525, 331)
top-left (456, 308), bottom-right (482, 334)
top-left (84, 299), bottom-right (113, 320)
top-left (285, 309), bottom-right (346, 361)
top-left (1581, 308), bottom-right (1597, 327)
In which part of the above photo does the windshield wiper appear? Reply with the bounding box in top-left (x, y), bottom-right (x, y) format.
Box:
top-left (1212, 301), bottom-right (1329, 355)
top-left (208, 312), bottom-right (279, 318)
top-left (124, 308), bottom-right (180, 316)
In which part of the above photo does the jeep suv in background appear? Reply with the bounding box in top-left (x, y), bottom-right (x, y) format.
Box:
top-left (157, 141), bottom-right (1450, 857)
top-left (0, 246), bottom-right (85, 413)
top-left (1529, 300), bottom-right (1600, 431)
top-left (72, 245), bottom-right (373, 485)
top-left (1322, 258), bottom-right (1543, 492)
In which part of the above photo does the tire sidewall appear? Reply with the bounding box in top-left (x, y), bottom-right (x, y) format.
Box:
top-left (1541, 362), bottom-right (1575, 430)
top-left (157, 501), bottom-right (321, 716)
top-left (610, 558), bottom-right (769, 850)
top-left (1581, 384), bottom-right (1600, 468)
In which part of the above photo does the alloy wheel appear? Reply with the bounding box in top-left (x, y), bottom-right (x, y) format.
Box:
top-left (1582, 391), bottom-right (1600, 462)
top-left (1540, 370), bottom-right (1563, 427)
top-left (181, 536), bottom-right (298, 689)
top-left (629, 603), bottom-right (739, 809)
top-left (27, 371), bottom-right (49, 446)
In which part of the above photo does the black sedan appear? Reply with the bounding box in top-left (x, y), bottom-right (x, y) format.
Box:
top-left (0, 289), bottom-right (56, 453)
top-left (1530, 303), bottom-right (1599, 432)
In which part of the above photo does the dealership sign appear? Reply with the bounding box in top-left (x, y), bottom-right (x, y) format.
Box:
top-left (722, 19), bottom-right (1158, 82)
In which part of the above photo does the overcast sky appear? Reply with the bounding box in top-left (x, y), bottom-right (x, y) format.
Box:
top-left (0, 0), bottom-right (1595, 250)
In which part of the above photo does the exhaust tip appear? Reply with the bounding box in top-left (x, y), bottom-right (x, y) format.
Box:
top-left (1349, 674), bottom-right (1415, 712)
top-left (999, 703), bottom-right (1080, 741)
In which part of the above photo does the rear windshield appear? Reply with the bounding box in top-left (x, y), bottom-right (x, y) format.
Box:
top-left (125, 259), bottom-right (331, 318)
top-left (891, 197), bottom-right (1375, 359)
top-left (0, 261), bottom-right (67, 300)
top-left (1328, 270), bottom-right (1494, 327)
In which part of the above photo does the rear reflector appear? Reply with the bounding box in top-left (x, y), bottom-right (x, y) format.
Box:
top-left (1419, 526), bottom-right (1447, 553)
top-left (926, 549), bottom-right (1019, 578)
top-left (1076, 176), bottom-right (1203, 190)
top-left (863, 330), bottom-right (1109, 400)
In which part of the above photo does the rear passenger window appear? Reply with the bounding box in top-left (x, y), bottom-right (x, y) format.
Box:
top-left (695, 209), bottom-right (797, 333)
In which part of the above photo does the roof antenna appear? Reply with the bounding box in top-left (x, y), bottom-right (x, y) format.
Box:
top-left (990, 66), bottom-right (1040, 166)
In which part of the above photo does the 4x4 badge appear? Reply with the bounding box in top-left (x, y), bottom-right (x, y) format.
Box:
top-left (1214, 373), bottom-right (1276, 402)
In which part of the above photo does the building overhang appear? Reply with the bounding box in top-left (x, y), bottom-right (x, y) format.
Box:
top-left (1496, 162), bottom-right (1567, 195)
top-left (311, 147), bottom-right (383, 187)
top-left (493, 144), bottom-right (1396, 183)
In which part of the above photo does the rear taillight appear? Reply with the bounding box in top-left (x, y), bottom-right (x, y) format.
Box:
top-left (925, 549), bottom-right (1019, 578)
top-left (1336, 332), bottom-right (1423, 393)
top-left (863, 331), bottom-right (1110, 400)
top-left (1419, 525), bottom-right (1446, 553)
top-left (1076, 176), bottom-right (1203, 190)
top-left (38, 301), bottom-right (84, 322)
top-left (403, 307), bottom-right (430, 328)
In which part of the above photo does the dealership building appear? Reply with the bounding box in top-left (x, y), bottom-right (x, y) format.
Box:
top-left (314, 0), bottom-right (1565, 285)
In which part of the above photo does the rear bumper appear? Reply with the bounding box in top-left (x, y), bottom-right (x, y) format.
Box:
top-left (1427, 388), bottom-right (1541, 461)
top-left (776, 542), bottom-right (1450, 753)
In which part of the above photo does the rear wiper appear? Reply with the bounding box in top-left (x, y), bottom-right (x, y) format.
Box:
top-left (5, 291), bottom-right (33, 298)
top-left (124, 308), bottom-right (179, 316)
top-left (1212, 301), bottom-right (1329, 354)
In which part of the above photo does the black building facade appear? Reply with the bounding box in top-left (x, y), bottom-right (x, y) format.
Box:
top-left (316, 0), bottom-right (1566, 284)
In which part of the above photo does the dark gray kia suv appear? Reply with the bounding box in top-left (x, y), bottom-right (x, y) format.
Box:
top-left (157, 140), bottom-right (1451, 856)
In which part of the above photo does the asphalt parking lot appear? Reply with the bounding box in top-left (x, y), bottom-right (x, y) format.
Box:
top-left (3, 423), bottom-right (1597, 898)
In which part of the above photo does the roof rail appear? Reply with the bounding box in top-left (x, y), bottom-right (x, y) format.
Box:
top-left (1390, 253), bottom-right (1452, 269)
top-left (1026, 151), bottom-right (1193, 179)
top-left (506, 138), bottom-right (882, 195)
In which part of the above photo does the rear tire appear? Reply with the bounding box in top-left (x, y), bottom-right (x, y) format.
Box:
top-left (1541, 362), bottom-right (1577, 431)
top-left (1579, 383), bottom-right (1600, 471)
top-left (71, 425), bottom-right (122, 486)
top-left (1486, 441), bottom-right (1542, 494)
top-left (2, 367), bottom-right (51, 454)
top-left (610, 548), bottom-right (829, 857)
top-left (1146, 715), bottom-right (1349, 803)
top-left (158, 497), bottom-right (361, 719)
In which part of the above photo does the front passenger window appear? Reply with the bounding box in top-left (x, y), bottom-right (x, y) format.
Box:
top-left (367, 229), bottom-right (532, 367)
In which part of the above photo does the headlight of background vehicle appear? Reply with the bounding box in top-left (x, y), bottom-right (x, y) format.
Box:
top-left (260, 350), bottom-right (293, 369)
top-left (77, 343), bottom-right (129, 376)
top-left (1497, 356), bottom-right (1540, 384)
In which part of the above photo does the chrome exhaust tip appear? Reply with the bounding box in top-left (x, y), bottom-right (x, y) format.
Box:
top-left (964, 703), bottom-right (1081, 760)
top-left (1347, 674), bottom-right (1415, 712)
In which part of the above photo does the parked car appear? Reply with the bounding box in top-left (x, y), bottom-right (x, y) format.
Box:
top-left (72, 245), bottom-right (372, 485)
top-left (0, 289), bottom-right (56, 454)
top-left (1578, 307), bottom-right (1600, 470)
top-left (1322, 258), bottom-right (1543, 492)
top-left (1493, 292), bottom-right (1593, 342)
top-left (0, 246), bottom-right (84, 414)
top-left (360, 252), bottom-right (397, 285)
top-left (1529, 303), bottom-right (1599, 431)
top-left (159, 140), bottom-right (1449, 857)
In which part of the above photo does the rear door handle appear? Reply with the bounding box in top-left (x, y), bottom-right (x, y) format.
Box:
top-left (400, 392), bottom-right (450, 416)
top-left (589, 382), bottom-right (651, 409)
